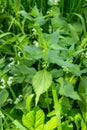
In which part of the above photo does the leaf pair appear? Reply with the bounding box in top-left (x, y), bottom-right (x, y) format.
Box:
top-left (22, 107), bottom-right (58, 130)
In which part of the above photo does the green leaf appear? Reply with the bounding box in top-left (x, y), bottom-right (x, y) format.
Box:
top-left (18, 10), bottom-right (33, 20)
top-left (0, 89), bottom-right (9, 108)
top-left (31, 5), bottom-right (39, 17)
top-left (35, 12), bottom-right (46, 26)
top-left (50, 69), bottom-right (63, 78)
top-left (50, 29), bottom-right (60, 45)
top-left (59, 81), bottom-right (80, 100)
top-left (47, 50), bottom-right (74, 68)
top-left (32, 70), bottom-right (52, 105)
top-left (23, 45), bottom-right (43, 60)
top-left (12, 63), bottom-right (36, 75)
top-left (26, 94), bottom-right (34, 111)
top-left (44, 116), bottom-right (57, 130)
top-left (70, 65), bottom-right (81, 76)
top-left (22, 107), bottom-right (45, 130)
top-left (62, 121), bottom-right (73, 130)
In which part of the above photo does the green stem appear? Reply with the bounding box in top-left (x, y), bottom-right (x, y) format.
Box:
top-left (1, 109), bottom-right (14, 121)
top-left (52, 82), bottom-right (62, 130)
top-left (46, 91), bottom-right (50, 113)
top-left (8, 86), bottom-right (16, 100)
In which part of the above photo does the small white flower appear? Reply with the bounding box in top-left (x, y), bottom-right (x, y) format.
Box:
top-left (7, 77), bottom-right (13, 86)
top-left (18, 51), bottom-right (21, 57)
top-left (14, 98), bottom-right (19, 104)
top-left (8, 61), bottom-right (15, 68)
top-left (0, 78), bottom-right (6, 89)
top-left (32, 28), bottom-right (37, 33)
top-left (32, 28), bottom-right (37, 35)
top-left (14, 95), bottom-right (23, 104)
top-left (33, 40), bottom-right (39, 47)
top-left (62, 66), bottom-right (69, 73)
top-left (9, 57), bottom-right (14, 61)
top-left (7, 98), bottom-right (13, 104)
top-left (0, 85), bottom-right (5, 89)
top-left (49, 25), bottom-right (52, 33)
top-left (1, 78), bottom-right (5, 83)
top-left (18, 95), bottom-right (23, 99)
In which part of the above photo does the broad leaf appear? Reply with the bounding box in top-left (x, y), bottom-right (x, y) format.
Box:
top-left (59, 81), bottom-right (80, 100)
top-left (47, 50), bottom-right (75, 68)
top-left (32, 70), bottom-right (52, 105)
top-left (44, 116), bottom-right (57, 130)
top-left (23, 45), bottom-right (43, 60)
top-left (22, 107), bottom-right (45, 130)
top-left (0, 89), bottom-right (9, 108)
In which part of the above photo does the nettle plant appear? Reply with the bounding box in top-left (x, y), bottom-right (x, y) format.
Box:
top-left (0, 1), bottom-right (87, 130)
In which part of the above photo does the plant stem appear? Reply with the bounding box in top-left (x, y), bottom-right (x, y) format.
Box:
top-left (1, 109), bottom-right (14, 121)
top-left (52, 82), bottom-right (62, 130)
top-left (46, 91), bottom-right (50, 113)
top-left (8, 86), bottom-right (16, 100)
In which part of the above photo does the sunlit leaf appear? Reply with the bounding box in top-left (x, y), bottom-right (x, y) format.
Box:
top-left (22, 107), bottom-right (45, 130)
top-left (32, 70), bottom-right (52, 105)
top-left (44, 116), bottom-right (57, 130)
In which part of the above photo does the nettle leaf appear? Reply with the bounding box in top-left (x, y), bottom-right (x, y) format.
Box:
top-left (31, 5), bottom-right (39, 17)
top-left (0, 89), bottom-right (9, 107)
top-left (70, 65), bottom-right (81, 76)
top-left (47, 50), bottom-right (74, 68)
top-left (12, 63), bottom-right (36, 75)
top-left (44, 116), bottom-right (57, 130)
top-left (50, 29), bottom-right (60, 45)
top-left (59, 81), bottom-right (80, 100)
top-left (51, 17), bottom-right (69, 32)
top-left (50, 69), bottom-right (63, 78)
top-left (32, 70), bottom-right (52, 105)
top-left (35, 12), bottom-right (46, 26)
top-left (23, 45), bottom-right (43, 60)
top-left (18, 10), bottom-right (33, 20)
top-left (22, 107), bottom-right (45, 130)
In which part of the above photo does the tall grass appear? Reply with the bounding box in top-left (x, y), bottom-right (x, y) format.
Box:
top-left (59, 0), bottom-right (85, 21)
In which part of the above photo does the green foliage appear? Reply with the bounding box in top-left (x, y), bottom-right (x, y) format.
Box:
top-left (0, 0), bottom-right (87, 129)
top-left (32, 70), bottom-right (52, 105)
